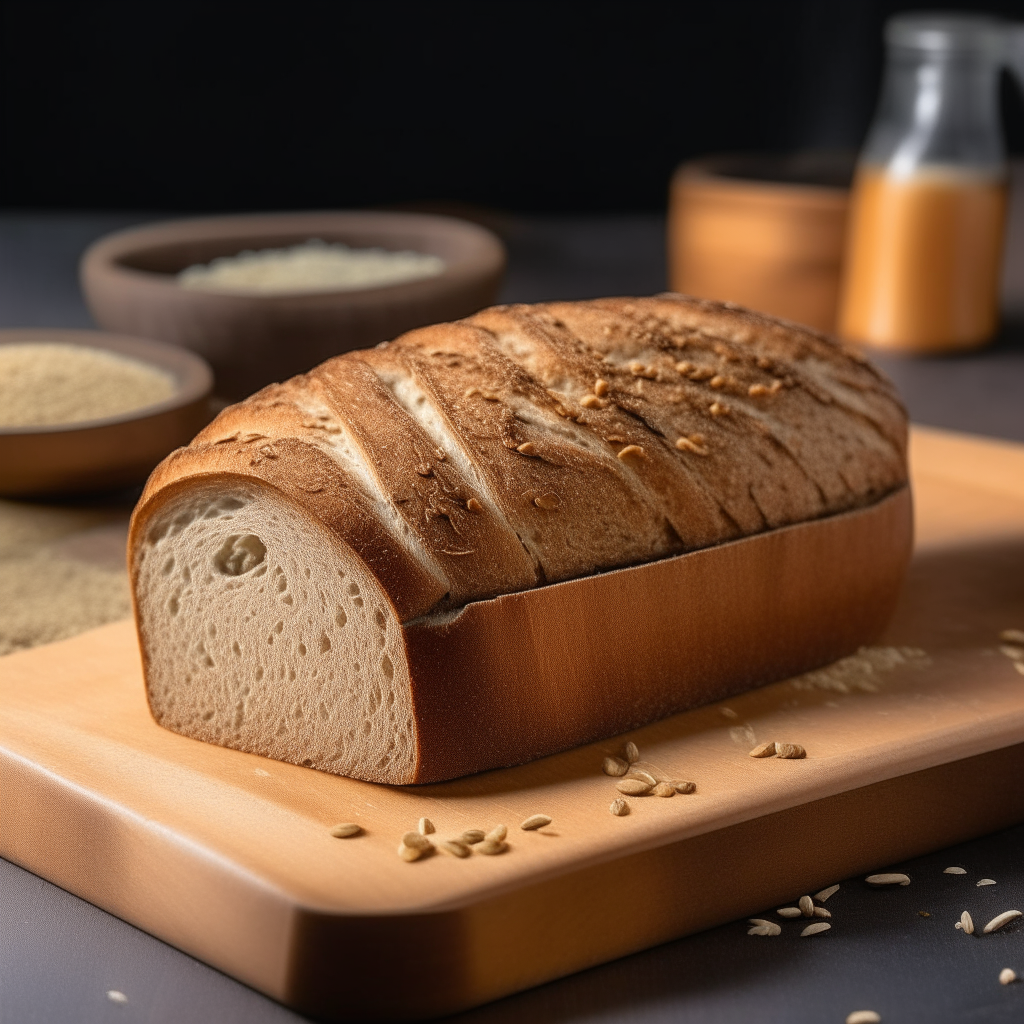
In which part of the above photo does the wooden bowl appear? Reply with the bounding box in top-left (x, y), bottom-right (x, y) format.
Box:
top-left (668, 153), bottom-right (853, 332)
top-left (0, 329), bottom-right (213, 498)
top-left (80, 211), bottom-right (507, 399)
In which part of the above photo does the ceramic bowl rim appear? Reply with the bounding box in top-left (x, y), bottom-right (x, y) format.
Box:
top-left (82, 210), bottom-right (507, 303)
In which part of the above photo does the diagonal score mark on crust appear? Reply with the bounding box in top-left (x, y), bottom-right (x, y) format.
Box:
top-left (507, 300), bottom-right (903, 529)
top-left (288, 389), bottom-right (452, 598)
top-left (367, 361), bottom-right (544, 581)
top-left (475, 313), bottom-right (748, 541)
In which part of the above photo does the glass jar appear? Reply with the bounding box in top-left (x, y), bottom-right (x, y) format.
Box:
top-left (837, 14), bottom-right (1009, 352)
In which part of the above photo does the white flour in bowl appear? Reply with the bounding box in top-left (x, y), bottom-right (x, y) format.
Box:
top-left (178, 238), bottom-right (446, 295)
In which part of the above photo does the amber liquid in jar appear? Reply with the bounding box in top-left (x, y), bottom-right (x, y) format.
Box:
top-left (838, 165), bottom-right (1007, 352)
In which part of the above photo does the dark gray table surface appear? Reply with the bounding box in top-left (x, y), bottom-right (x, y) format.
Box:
top-left (1, 207), bottom-right (1023, 1024)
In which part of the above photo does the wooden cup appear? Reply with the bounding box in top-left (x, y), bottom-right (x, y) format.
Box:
top-left (668, 153), bottom-right (852, 333)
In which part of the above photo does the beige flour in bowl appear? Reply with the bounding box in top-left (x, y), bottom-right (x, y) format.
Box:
top-left (0, 344), bottom-right (177, 428)
top-left (0, 499), bottom-right (131, 656)
top-left (177, 238), bottom-right (446, 295)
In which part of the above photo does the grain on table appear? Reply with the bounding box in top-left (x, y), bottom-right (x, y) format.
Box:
top-left (329, 823), bottom-right (361, 838)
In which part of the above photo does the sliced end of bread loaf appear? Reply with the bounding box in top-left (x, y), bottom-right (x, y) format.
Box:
top-left (131, 477), bottom-right (416, 783)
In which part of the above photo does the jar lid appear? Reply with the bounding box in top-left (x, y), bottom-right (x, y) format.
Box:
top-left (886, 13), bottom-right (1006, 55)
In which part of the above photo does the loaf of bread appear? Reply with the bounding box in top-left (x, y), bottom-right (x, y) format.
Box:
top-left (129, 295), bottom-right (911, 783)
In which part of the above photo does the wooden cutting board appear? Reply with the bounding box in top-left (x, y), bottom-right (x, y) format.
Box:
top-left (2, 425), bottom-right (1024, 1022)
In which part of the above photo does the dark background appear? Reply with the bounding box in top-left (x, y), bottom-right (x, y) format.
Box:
top-left (3, 0), bottom-right (1024, 214)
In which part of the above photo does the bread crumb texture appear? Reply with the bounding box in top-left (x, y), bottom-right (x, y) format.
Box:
top-left (133, 482), bottom-right (415, 783)
top-left (130, 295), bottom-right (908, 783)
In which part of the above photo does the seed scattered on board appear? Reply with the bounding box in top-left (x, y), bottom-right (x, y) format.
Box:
top-left (846, 1013), bottom-right (881, 1024)
top-left (402, 831), bottom-right (432, 851)
top-left (799, 895), bottom-right (814, 917)
top-left (106, 991), bottom-right (128, 1004)
top-left (1000, 968), bottom-right (1018, 985)
top-left (777, 907), bottom-right (803, 918)
top-left (983, 910), bottom-right (1022, 933)
top-left (747, 919), bottom-right (781, 936)
top-left (329, 823), bottom-right (362, 838)
top-left (486, 824), bottom-right (507, 842)
top-left (776, 742), bottom-right (806, 759)
top-left (977, 878), bottom-right (997, 886)
top-left (749, 740), bottom-right (806, 759)
top-left (440, 840), bottom-right (471, 858)
top-left (999, 628), bottom-right (1024, 644)
top-left (944, 866), bottom-right (967, 874)
top-left (603, 741), bottom-right (695, 813)
top-left (617, 778), bottom-right (653, 796)
top-left (477, 838), bottom-right (507, 855)
top-left (801, 922), bottom-right (831, 937)
top-left (418, 817), bottom-right (435, 835)
top-left (815, 884), bottom-right (840, 901)
top-left (521, 814), bottom-right (552, 831)
top-left (866, 873), bottom-right (911, 886)
top-left (461, 829), bottom-right (486, 845)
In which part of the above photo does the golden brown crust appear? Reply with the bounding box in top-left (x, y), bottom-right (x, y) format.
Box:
top-left (133, 295), bottom-right (908, 622)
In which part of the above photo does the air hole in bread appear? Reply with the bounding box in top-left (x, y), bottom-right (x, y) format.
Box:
top-left (213, 534), bottom-right (267, 576)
